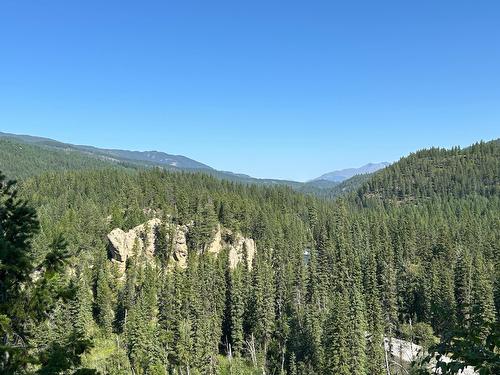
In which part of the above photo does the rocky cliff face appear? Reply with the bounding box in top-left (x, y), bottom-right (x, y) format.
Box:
top-left (107, 219), bottom-right (255, 274)
top-left (205, 224), bottom-right (256, 270)
top-left (107, 218), bottom-right (161, 273)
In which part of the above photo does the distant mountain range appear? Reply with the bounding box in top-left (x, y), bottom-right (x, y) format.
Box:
top-left (0, 131), bottom-right (388, 197)
top-left (0, 131), bottom-right (212, 170)
top-left (312, 162), bottom-right (390, 183)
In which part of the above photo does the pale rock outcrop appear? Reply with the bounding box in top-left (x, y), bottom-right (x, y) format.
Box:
top-left (205, 225), bottom-right (255, 269)
top-left (228, 234), bottom-right (255, 270)
top-left (384, 337), bottom-right (422, 363)
top-left (107, 219), bottom-right (255, 274)
top-left (108, 218), bottom-right (161, 272)
top-left (205, 224), bottom-right (223, 254)
top-left (171, 224), bottom-right (189, 268)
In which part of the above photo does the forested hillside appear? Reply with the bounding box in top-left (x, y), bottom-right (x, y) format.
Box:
top-left (357, 140), bottom-right (499, 201)
top-left (0, 139), bottom-right (132, 179)
top-left (0, 131), bottom-right (212, 171)
top-left (0, 136), bottom-right (342, 194)
top-left (0, 140), bottom-right (498, 374)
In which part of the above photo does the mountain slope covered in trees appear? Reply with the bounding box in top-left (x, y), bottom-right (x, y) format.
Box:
top-left (0, 131), bottom-right (212, 171)
top-left (0, 138), bottom-right (135, 180)
top-left (357, 140), bottom-right (499, 201)
top-left (0, 134), bottom-right (351, 195)
top-left (0, 139), bottom-right (498, 374)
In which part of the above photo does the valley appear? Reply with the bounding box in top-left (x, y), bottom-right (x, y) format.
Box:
top-left (0, 136), bottom-right (498, 374)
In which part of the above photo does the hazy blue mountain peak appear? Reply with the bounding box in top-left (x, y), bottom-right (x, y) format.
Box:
top-left (313, 162), bottom-right (390, 182)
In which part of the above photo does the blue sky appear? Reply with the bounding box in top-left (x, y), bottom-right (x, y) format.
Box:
top-left (0, 1), bottom-right (498, 181)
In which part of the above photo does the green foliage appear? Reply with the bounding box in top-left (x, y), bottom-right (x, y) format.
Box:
top-left (217, 355), bottom-right (262, 375)
top-left (95, 265), bottom-right (114, 334)
top-left (0, 138), bottom-right (497, 374)
top-left (358, 139), bottom-right (500, 202)
top-left (0, 172), bottom-right (39, 371)
top-left (322, 291), bottom-right (351, 375)
top-left (400, 322), bottom-right (438, 351)
top-left (0, 139), bottom-right (130, 181)
top-left (414, 322), bottom-right (499, 375)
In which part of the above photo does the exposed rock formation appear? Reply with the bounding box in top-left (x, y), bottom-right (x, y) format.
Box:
top-left (228, 233), bottom-right (255, 270)
top-left (107, 219), bottom-right (255, 274)
top-left (205, 224), bottom-right (223, 254)
top-left (171, 224), bottom-right (189, 268)
top-left (205, 225), bottom-right (255, 269)
top-left (108, 218), bottom-right (161, 273)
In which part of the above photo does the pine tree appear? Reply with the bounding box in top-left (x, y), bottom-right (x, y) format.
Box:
top-left (0, 172), bottom-right (39, 371)
top-left (155, 222), bottom-right (171, 267)
top-left (71, 269), bottom-right (95, 357)
top-left (176, 319), bottom-right (194, 375)
top-left (229, 266), bottom-right (245, 356)
top-left (303, 305), bottom-right (324, 372)
top-left (346, 284), bottom-right (367, 375)
top-left (190, 200), bottom-right (218, 251)
top-left (126, 294), bottom-right (155, 374)
top-left (363, 251), bottom-right (385, 375)
top-left (470, 253), bottom-right (496, 341)
top-left (125, 266), bottom-right (162, 374)
top-left (455, 248), bottom-right (473, 325)
top-left (375, 220), bottom-right (399, 336)
top-left (289, 352), bottom-right (298, 375)
top-left (95, 265), bottom-right (114, 334)
top-left (322, 290), bottom-right (350, 375)
top-left (429, 260), bottom-right (456, 335)
top-left (250, 253), bottom-right (276, 362)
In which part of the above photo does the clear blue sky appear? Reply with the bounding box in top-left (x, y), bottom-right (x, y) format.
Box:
top-left (1, 1), bottom-right (498, 181)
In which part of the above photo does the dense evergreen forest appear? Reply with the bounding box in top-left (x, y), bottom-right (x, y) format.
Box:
top-left (0, 139), bottom-right (132, 179)
top-left (0, 140), bottom-right (498, 374)
top-left (0, 137), bottom-right (342, 196)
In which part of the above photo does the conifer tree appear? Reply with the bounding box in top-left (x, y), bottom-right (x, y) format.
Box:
top-left (322, 290), bottom-right (350, 375)
top-left (455, 248), bottom-right (473, 325)
top-left (375, 221), bottom-right (399, 336)
top-left (470, 253), bottom-right (496, 341)
top-left (176, 319), bottom-right (194, 375)
top-left (249, 252), bottom-right (276, 366)
top-left (95, 265), bottom-right (114, 334)
top-left (229, 266), bottom-right (245, 356)
top-left (70, 269), bottom-right (95, 361)
top-left (347, 284), bottom-right (367, 375)
top-left (430, 260), bottom-right (456, 335)
top-left (0, 172), bottom-right (39, 371)
top-left (363, 251), bottom-right (385, 375)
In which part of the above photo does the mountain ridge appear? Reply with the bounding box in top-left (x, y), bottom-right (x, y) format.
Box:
top-left (313, 162), bottom-right (390, 182)
top-left (0, 131), bottom-right (377, 194)
top-left (0, 131), bottom-right (212, 171)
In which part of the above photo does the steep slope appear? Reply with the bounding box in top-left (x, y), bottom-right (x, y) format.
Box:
top-left (305, 173), bottom-right (374, 199)
top-left (356, 140), bottom-right (500, 202)
top-left (75, 146), bottom-right (212, 170)
top-left (0, 131), bottom-right (211, 171)
top-left (0, 138), bottom-right (133, 180)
